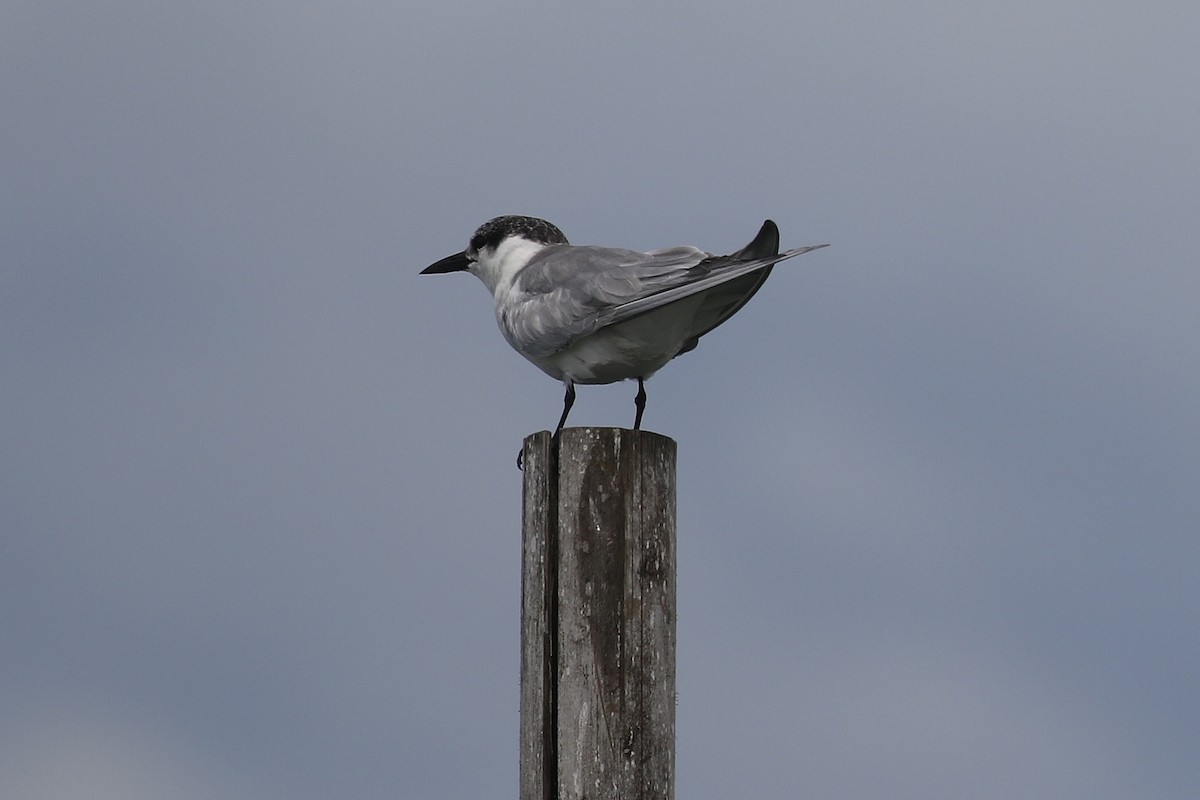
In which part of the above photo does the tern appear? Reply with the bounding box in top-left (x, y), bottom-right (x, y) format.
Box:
top-left (421, 215), bottom-right (827, 439)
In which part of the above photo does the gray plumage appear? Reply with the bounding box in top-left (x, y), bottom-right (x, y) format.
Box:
top-left (421, 215), bottom-right (828, 436)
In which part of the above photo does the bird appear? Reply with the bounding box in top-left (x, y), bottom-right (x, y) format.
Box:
top-left (421, 215), bottom-right (827, 440)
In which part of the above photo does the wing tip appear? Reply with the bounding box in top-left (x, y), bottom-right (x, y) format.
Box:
top-left (738, 220), bottom-right (781, 259)
top-left (780, 242), bottom-right (831, 258)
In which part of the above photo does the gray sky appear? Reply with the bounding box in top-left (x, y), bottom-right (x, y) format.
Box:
top-left (3, 1), bottom-right (1198, 798)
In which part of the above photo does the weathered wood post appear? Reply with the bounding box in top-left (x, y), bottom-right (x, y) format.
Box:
top-left (520, 427), bottom-right (677, 800)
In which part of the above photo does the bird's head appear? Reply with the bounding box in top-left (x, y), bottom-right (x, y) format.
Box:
top-left (421, 215), bottom-right (570, 294)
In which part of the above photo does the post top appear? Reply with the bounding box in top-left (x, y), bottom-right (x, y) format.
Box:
top-left (521, 428), bottom-right (677, 477)
top-left (523, 427), bottom-right (677, 446)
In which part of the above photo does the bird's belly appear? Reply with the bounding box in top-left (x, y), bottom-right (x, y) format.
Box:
top-left (529, 304), bottom-right (700, 385)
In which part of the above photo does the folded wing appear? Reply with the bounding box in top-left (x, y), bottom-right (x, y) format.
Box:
top-left (505, 221), bottom-right (828, 358)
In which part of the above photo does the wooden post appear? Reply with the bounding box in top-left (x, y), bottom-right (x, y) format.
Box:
top-left (520, 428), bottom-right (677, 800)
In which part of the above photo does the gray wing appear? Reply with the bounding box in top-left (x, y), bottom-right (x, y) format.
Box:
top-left (596, 244), bottom-right (829, 328)
top-left (506, 225), bottom-right (828, 358)
top-left (505, 243), bottom-right (709, 357)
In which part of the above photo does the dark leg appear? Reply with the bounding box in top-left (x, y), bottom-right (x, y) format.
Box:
top-left (633, 378), bottom-right (647, 430)
top-left (553, 382), bottom-right (577, 440)
top-left (518, 382), bottom-right (577, 470)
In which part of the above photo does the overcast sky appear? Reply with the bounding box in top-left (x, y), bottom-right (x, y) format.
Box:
top-left (3, 2), bottom-right (1198, 798)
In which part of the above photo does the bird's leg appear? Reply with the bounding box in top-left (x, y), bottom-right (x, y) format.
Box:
top-left (517, 381), bottom-right (577, 471)
top-left (633, 378), bottom-right (647, 430)
top-left (553, 381), bottom-right (576, 441)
